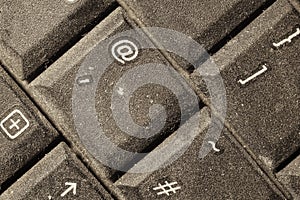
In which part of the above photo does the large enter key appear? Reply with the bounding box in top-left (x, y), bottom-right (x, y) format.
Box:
top-left (115, 108), bottom-right (284, 199)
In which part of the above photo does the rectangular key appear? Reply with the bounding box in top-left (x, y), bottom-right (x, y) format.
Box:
top-left (192, 0), bottom-right (300, 169)
top-left (115, 108), bottom-right (285, 199)
top-left (289, 0), bottom-right (300, 13)
top-left (277, 155), bottom-right (300, 199)
top-left (28, 8), bottom-right (200, 178)
top-left (0, 0), bottom-right (115, 80)
top-left (0, 143), bottom-right (113, 199)
top-left (118, 0), bottom-right (269, 51)
top-left (0, 66), bottom-right (58, 188)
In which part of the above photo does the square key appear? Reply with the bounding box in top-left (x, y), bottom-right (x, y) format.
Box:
top-left (0, 109), bottom-right (30, 139)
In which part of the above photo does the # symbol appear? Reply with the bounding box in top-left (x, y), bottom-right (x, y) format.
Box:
top-left (153, 181), bottom-right (181, 196)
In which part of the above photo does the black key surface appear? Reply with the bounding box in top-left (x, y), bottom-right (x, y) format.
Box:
top-left (192, 0), bottom-right (300, 169)
top-left (28, 8), bottom-right (200, 177)
top-left (277, 155), bottom-right (300, 199)
top-left (0, 66), bottom-right (58, 189)
top-left (115, 108), bottom-right (284, 199)
top-left (0, 0), bottom-right (115, 80)
top-left (117, 0), bottom-right (268, 51)
top-left (0, 143), bottom-right (113, 200)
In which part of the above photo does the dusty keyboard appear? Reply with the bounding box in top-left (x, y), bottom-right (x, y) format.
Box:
top-left (0, 0), bottom-right (116, 80)
top-left (192, 0), bottom-right (300, 170)
top-left (0, 0), bottom-right (299, 199)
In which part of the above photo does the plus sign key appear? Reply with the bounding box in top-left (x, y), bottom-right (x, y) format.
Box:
top-left (0, 66), bottom-right (58, 188)
top-left (0, 109), bottom-right (30, 139)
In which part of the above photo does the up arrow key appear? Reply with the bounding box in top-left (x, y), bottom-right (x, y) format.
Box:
top-left (61, 182), bottom-right (77, 197)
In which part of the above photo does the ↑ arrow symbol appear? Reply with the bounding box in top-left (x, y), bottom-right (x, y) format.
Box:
top-left (61, 182), bottom-right (77, 197)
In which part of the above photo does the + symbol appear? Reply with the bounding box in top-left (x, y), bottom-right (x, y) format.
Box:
top-left (9, 119), bottom-right (21, 130)
top-left (153, 181), bottom-right (181, 196)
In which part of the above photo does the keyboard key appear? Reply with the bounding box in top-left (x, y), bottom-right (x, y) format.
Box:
top-left (289, 0), bottom-right (300, 13)
top-left (192, 0), bottom-right (300, 169)
top-left (277, 155), bottom-right (300, 199)
top-left (0, 0), bottom-right (115, 79)
top-left (115, 108), bottom-right (284, 199)
top-left (0, 143), bottom-right (113, 200)
top-left (118, 0), bottom-right (269, 50)
top-left (28, 8), bottom-right (200, 177)
top-left (0, 66), bottom-right (58, 188)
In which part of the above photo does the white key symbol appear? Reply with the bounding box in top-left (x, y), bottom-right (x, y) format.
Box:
top-left (111, 39), bottom-right (139, 64)
top-left (153, 181), bottom-right (181, 196)
top-left (273, 27), bottom-right (300, 48)
top-left (238, 64), bottom-right (268, 85)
